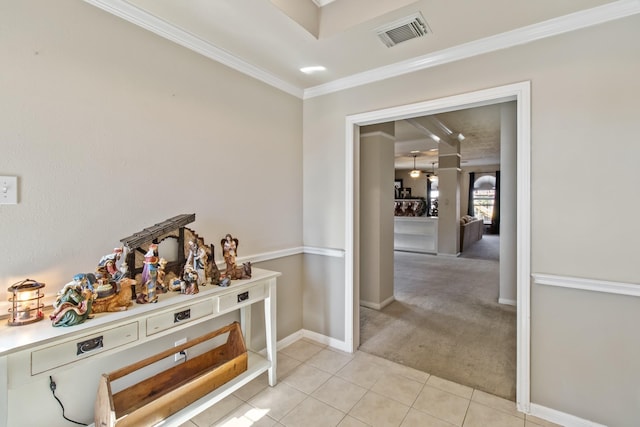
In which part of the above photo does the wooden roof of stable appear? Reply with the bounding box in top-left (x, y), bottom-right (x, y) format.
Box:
top-left (120, 213), bottom-right (196, 249)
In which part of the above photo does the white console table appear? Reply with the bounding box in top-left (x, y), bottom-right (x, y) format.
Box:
top-left (0, 267), bottom-right (280, 427)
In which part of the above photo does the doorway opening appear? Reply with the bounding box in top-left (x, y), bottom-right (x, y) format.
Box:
top-left (344, 81), bottom-right (531, 412)
top-left (360, 102), bottom-right (514, 399)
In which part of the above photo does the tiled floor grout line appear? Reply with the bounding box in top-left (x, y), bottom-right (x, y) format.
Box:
top-left (460, 397), bottom-right (472, 427)
top-left (204, 341), bottom-right (548, 427)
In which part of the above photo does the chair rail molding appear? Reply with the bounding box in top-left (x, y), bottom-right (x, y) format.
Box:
top-left (533, 273), bottom-right (640, 297)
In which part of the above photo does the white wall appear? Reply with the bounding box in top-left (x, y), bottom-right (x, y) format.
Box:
top-left (303, 14), bottom-right (640, 426)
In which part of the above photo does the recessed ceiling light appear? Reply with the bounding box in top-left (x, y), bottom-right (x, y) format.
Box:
top-left (300, 66), bottom-right (326, 74)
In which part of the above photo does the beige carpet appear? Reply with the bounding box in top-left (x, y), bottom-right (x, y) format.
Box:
top-left (359, 235), bottom-right (517, 401)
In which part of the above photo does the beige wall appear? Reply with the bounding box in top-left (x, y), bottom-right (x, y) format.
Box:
top-left (499, 103), bottom-right (517, 304)
top-left (359, 128), bottom-right (395, 307)
top-left (303, 15), bottom-right (640, 426)
top-left (1, 0), bottom-right (304, 424)
top-left (395, 169), bottom-right (428, 199)
top-left (302, 253), bottom-right (345, 339)
top-left (0, 0), bottom-right (302, 293)
top-left (3, 0), bottom-right (640, 425)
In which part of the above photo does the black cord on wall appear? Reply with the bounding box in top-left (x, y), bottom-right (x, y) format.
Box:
top-left (49, 376), bottom-right (89, 426)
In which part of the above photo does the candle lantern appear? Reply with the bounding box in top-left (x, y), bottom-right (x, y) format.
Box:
top-left (7, 279), bottom-right (45, 326)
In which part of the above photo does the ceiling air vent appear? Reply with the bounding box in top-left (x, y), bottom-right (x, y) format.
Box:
top-left (375, 12), bottom-right (430, 48)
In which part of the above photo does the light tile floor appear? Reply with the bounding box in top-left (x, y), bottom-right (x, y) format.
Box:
top-left (180, 339), bottom-right (562, 427)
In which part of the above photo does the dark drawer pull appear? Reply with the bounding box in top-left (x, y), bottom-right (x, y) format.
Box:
top-left (237, 291), bottom-right (249, 303)
top-left (77, 336), bottom-right (103, 355)
top-left (174, 309), bottom-right (191, 323)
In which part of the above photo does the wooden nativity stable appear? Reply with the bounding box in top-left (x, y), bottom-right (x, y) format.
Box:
top-left (119, 213), bottom-right (220, 290)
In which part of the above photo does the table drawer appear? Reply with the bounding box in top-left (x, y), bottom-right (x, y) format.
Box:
top-left (218, 283), bottom-right (265, 312)
top-left (146, 300), bottom-right (214, 336)
top-left (31, 321), bottom-right (138, 375)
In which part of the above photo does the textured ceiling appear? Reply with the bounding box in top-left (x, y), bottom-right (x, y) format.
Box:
top-left (394, 104), bottom-right (504, 170)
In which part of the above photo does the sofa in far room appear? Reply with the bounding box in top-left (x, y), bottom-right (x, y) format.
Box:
top-left (460, 215), bottom-right (484, 251)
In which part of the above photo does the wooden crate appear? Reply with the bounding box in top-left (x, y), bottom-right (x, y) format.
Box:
top-left (95, 321), bottom-right (248, 427)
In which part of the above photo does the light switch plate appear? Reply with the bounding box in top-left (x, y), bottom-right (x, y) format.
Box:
top-left (0, 176), bottom-right (18, 204)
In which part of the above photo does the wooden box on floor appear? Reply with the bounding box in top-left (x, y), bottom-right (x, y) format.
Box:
top-left (94, 321), bottom-right (248, 427)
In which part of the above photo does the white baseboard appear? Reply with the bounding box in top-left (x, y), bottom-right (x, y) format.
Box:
top-left (529, 403), bottom-right (607, 427)
top-left (274, 329), bottom-right (351, 353)
top-left (359, 296), bottom-right (395, 310)
top-left (437, 252), bottom-right (461, 258)
top-left (276, 330), bottom-right (305, 351)
top-left (498, 298), bottom-right (516, 306)
top-left (302, 329), bottom-right (351, 352)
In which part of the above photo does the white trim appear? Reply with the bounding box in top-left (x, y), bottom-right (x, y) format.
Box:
top-left (529, 403), bottom-right (608, 427)
top-left (304, 0), bottom-right (640, 98)
top-left (275, 330), bottom-right (305, 351)
top-left (360, 296), bottom-right (395, 310)
top-left (437, 252), bottom-right (461, 258)
top-left (303, 246), bottom-right (346, 258)
top-left (274, 328), bottom-right (351, 353)
top-left (533, 274), bottom-right (640, 297)
top-left (82, 0), bottom-right (303, 98)
top-left (359, 130), bottom-right (395, 140)
top-left (515, 82), bottom-right (532, 413)
top-left (345, 81), bottom-right (532, 411)
top-left (240, 247), bottom-right (304, 264)
top-left (311, 0), bottom-right (337, 7)
top-left (498, 298), bottom-right (517, 306)
top-left (83, 1), bottom-right (639, 100)
top-left (233, 246), bottom-right (346, 264)
top-left (302, 329), bottom-right (351, 352)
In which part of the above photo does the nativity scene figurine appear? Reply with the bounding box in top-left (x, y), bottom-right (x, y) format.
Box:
top-left (221, 234), bottom-right (251, 280)
top-left (47, 215), bottom-right (256, 327)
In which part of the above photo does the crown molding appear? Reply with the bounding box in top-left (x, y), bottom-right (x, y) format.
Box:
top-left (82, 0), bottom-right (304, 98)
top-left (83, 0), bottom-right (640, 100)
top-left (303, 0), bottom-right (640, 98)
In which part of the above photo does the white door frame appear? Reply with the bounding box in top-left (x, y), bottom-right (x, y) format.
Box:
top-left (343, 81), bottom-right (531, 412)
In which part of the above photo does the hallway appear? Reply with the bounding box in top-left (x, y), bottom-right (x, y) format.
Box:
top-left (359, 236), bottom-right (516, 400)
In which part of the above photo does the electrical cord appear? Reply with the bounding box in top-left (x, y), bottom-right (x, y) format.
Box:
top-left (49, 376), bottom-right (88, 426)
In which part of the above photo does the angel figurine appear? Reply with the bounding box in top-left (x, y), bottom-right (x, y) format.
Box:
top-left (221, 234), bottom-right (238, 276)
top-left (221, 234), bottom-right (251, 280)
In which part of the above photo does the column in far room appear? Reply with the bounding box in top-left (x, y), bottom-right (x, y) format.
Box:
top-left (437, 140), bottom-right (461, 255)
